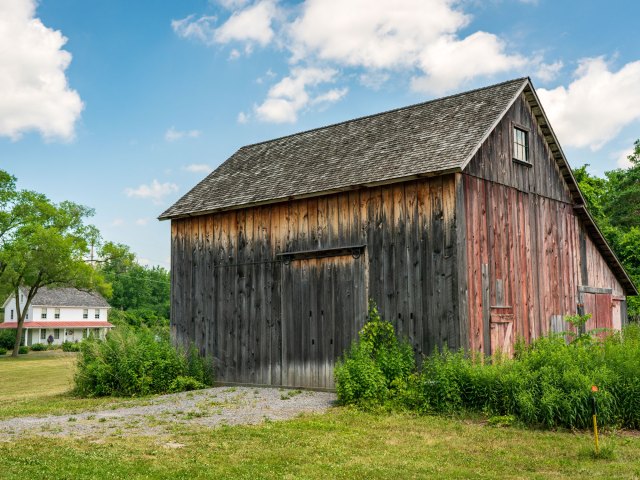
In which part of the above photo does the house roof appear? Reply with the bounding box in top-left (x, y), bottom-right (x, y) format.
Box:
top-left (159, 77), bottom-right (527, 219)
top-left (10, 287), bottom-right (111, 308)
top-left (158, 77), bottom-right (637, 296)
top-left (0, 321), bottom-right (113, 329)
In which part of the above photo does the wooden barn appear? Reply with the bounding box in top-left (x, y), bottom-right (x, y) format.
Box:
top-left (160, 77), bottom-right (637, 389)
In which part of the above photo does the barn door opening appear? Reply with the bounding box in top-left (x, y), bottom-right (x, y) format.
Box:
top-left (280, 253), bottom-right (367, 389)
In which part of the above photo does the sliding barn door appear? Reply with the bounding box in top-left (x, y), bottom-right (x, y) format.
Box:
top-left (281, 255), bottom-right (367, 389)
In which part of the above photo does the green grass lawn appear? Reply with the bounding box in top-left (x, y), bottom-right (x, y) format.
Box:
top-left (1, 350), bottom-right (640, 479)
top-left (0, 350), bottom-right (144, 419)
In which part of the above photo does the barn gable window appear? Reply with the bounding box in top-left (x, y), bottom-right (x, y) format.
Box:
top-left (513, 126), bottom-right (529, 164)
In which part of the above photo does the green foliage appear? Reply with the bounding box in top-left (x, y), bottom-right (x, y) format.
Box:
top-left (29, 343), bottom-right (47, 351)
top-left (62, 341), bottom-right (81, 352)
top-left (74, 326), bottom-right (214, 397)
top-left (17, 346), bottom-right (28, 355)
top-left (336, 306), bottom-right (640, 429)
top-left (0, 169), bottom-right (109, 356)
top-left (0, 347), bottom-right (7, 355)
top-left (97, 242), bottom-right (170, 327)
top-left (335, 301), bottom-right (416, 407)
top-left (573, 144), bottom-right (640, 319)
top-left (0, 329), bottom-right (16, 350)
top-left (169, 376), bottom-right (206, 393)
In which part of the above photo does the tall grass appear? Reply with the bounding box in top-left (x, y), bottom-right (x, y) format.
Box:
top-left (336, 307), bottom-right (640, 429)
top-left (74, 326), bottom-right (214, 397)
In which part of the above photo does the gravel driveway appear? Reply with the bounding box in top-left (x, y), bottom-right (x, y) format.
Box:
top-left (0, 387), bottom-right (336, 440)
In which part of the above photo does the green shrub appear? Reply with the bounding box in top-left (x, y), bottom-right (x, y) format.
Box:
top-left (0, 347), bottom-right (7, 355)
top-left (74, 326), bottom-right (214, 397)
top-left (30, 343), bottom-right (47, 351)
top-left (0, 329), bottom-right (16, 350)
top-left (18, 346), bottom-right (29, 354)
top-left (335, 301), bottom-right (640, 430)
top-left (335, 301), bottom-right (415, 407)
top-left (170, 376), bottom-right (206, 392)
top-left (62, 341), bottom-right (81, 352)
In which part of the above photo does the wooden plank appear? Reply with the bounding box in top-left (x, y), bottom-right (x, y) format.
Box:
top-left (482, 263), bottom-right (491, 356)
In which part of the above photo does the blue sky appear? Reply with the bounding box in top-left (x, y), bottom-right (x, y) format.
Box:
top-left (1, 0), bottom-right (640, 268)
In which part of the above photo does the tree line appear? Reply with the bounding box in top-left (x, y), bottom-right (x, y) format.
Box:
top-left (0, 170), bottom-right (170, 356)
top-left (573, 139), bottom-right (640, 320)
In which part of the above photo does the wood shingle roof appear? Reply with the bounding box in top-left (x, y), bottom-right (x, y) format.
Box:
top-left (159, 77), bottom-right (528, 220)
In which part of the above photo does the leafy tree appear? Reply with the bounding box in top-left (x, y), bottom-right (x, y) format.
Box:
top-left (0, 170), bottom-right (108, 356)
top-left (573, 141), bottom-right (640, 320)
top-left (97, 242), bottom-right (170, 326)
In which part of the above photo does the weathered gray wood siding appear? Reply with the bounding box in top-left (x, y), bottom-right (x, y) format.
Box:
top-left (170, 175), bottom-right (462, 388)
top-left (460, 93), bottom-right (626, 354)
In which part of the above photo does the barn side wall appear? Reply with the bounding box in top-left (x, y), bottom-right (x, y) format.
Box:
top-left (170, 175), bottom-right (462, 388)
top-left (462, 93), bottom-right (625, 354)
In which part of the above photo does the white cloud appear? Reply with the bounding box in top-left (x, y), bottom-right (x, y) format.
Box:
top-left (184, 163), bottom-right (213, 173)
top-left (110, 218), bottom-right (125, 227)
top-left (165, 127), bottom-right (201, 142)
top-left (215, 0), bottom-right (251, 10)
top-left (310, 87), bottom-right (349, 105)
top-left (289, 0), bottom-right (468, 69)
top-left (172, 1), bottom-right (276, 50)
top-left (0, 0), bottom-right (83, 141)
top-left (535, 60), bottom-right (563, 82)
top-left (171, 15), bottom-right (218, 45)
top-left (175, 0), bottom-right (565, 122)
top-left (255, 67), bottom-right (341, 123)
top-left (538, 57), bottom-right (640, 150)
top-left (125, 180), bottom-right (179, 204)
top-left (135, 218), bottom-right (150, 226)
top-left (214, 1), bottom-right (276, 46)
top-left (615, 148), bottom-right (634, 168)
top-left (411, 31), bottom-right (526, 94)
top-left (237, 111), bottom-right (249, 123)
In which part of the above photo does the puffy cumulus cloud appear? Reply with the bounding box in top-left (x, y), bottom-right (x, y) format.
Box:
top-left (172, 1), bottom-right (276, 49)
top-left (165, 127), bottom-right (201, 141)
top-left (176, 0), bottom-right (558, 122)
top-left (411, 31), bottom-right (526, 94)
top-left (214, 1), bottom-right (276, 46)
top-left (289, 0), bottom-right (469, 69)
top-left (125, 180), bottom-right (179, 204)
top-left (183, 163), bottom-right (213, 173)
top-left (255, 67), bottom-right (342, 123)
top-left (535, 60), bottom-right (563, 82)
top-left (538, 58), bottom-right (640, 150)
top-left (0, 0), bottom-right (83, 141)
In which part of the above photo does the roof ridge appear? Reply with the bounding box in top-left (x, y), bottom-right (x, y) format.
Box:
top-left (241, 77), bottom-right (529, 149)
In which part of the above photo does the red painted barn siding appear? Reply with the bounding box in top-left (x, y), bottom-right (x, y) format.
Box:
top-left (460, 93), bottom-right (624, 353)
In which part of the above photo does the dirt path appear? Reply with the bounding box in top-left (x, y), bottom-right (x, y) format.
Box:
top-left (0, 387), bottom-right (336, 440)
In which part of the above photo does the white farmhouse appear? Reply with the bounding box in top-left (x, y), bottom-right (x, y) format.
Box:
top-left (0, 287), bottom-right (113, 346)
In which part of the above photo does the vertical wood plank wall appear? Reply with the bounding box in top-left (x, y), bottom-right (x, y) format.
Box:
top-left (170, 175), bottom-right (463, 388)
top-left (462, 93), bottom-right (625, 353)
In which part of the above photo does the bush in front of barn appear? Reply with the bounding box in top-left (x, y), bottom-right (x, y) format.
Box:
top-left (335, 301), bottom-right (416, 407)
top-left (74, 325), bottom-right (214, 397)
top-left (335, 309), bottom-right (640, 429)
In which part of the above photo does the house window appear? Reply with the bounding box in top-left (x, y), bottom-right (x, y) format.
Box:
top-left (83, 309), bottom-right (88, 319)
top-left (95, 309), bottom-right (100, 319)
top-left (41, 309), bottom-right (47, 319)
top-left (10, 310), bottom-right (13, 320)
top-left (513, 126), bottom-right (529, 163)
top-left (82, 329), bottom-right (87, 339)
top-left (55, 308), bottom-right (60, 319)
top-left (40, 329), bottom-right (46, 340)
top-left (54, 329), bottom-right (60, 339)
